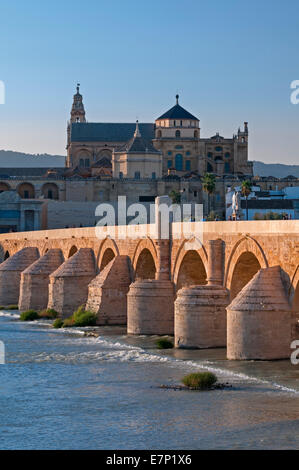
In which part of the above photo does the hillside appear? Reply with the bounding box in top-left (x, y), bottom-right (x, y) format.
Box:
top-left (0, 150), bottom-right (65, 168)
top-left (253, 161), bottom-right (299, 178)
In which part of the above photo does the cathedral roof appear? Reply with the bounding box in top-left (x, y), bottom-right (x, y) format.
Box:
top-left (70, 122), bottom-right (155, 143)
top-left (156, 95), bottom-right (199, 121)
top-left (116, 121), bottom-right (160, 154)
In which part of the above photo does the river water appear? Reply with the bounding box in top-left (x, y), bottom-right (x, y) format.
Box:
top-left (0, 311), bottom-right (299, 450)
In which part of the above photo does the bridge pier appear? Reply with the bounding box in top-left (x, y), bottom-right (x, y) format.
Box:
top-left (127, 240), bottom-right (175, 335)
top-left (0, 247), bottom-right (39, 306)
top-left (127, 279), bottom-right (175, 335)
top-left (47, 248), bottom-right (96, 317)
top-left (86, 255), bottom-right (132, 325)
top-left (18, 249), bottom-right (64, 312)
top-left (175, 239), bottom-right (229, 348)
top-left (227, 266), bottom-right (292, 360)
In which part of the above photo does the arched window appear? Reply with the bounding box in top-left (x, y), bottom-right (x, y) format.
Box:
top-left (175, 154), bottom-right (183, 171)
top-left (175, 130), bottom-right (181, 138)
top-left (42, 183), bottom-right (59, 200)
top-left (84, 158), bottom-right (90, 168)
top-left (18, 183), bottom-right (35, 199)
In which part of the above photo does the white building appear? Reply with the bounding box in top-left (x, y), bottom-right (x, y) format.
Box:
top-left (226, 185), bottom-right (298, 220)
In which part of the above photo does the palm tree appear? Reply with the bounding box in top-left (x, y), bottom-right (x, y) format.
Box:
top-left (202, 173), bottom-right (216, 217)
top-left (169, 190), bottom-right (181, 204)
top-left (241, 180), bottom-right (252, 220)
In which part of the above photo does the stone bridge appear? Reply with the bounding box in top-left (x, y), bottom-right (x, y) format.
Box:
top-left (0, 220), bottom-right (298, 360)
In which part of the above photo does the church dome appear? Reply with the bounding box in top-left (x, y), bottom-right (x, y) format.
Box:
top-left (156, 95), bottom-right (199, 121)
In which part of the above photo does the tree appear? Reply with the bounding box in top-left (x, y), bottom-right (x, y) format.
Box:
top-left (202, 173), bottom-right (216, 216)
top-left (169, 190), bottom-right (181, 204)
top-left (241, 180), bottom-right (252, 221)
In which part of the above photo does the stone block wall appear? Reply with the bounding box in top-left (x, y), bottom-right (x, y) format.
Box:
top-left (0, 247), bottom-right (39, 306)
top-left (19, 249), bottom-right (64, 312)
top-left (86, 255), bottom-right (132, 325)
top-left (47, 248), bottom-right (96, 317)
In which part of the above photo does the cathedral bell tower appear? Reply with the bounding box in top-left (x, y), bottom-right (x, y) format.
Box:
top-left (66, 84), bottom-right (86, 167)
top-left (70, 83), bottom-right (86, 123)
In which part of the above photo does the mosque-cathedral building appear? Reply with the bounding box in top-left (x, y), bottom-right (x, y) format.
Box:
top-left (0, 85), bottom-right (297, 231)
top-left (66, 85), bottom-right (252, 179)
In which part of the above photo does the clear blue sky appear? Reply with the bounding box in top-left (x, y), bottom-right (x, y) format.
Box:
top-left (0, 0), bottom-right (299, 164)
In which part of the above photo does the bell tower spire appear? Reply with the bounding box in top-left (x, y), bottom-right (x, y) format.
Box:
top-left (70, 83), bottom-right (86, 123)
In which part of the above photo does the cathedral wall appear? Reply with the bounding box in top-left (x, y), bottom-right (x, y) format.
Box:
top-left (69, 141), bottom-right (123, 168)
top-left (153, 139), bottom-right (200, 174)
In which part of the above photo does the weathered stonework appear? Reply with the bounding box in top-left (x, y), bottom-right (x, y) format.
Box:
top-left (227, 266), bottom-right (292, 360)
top-left (0, 220), bottom-right (298, 360)
top-left (127, 280), bottom-right (175, 335)
top-left (0, 247), bottom-right (39, 306)
top-left (47, 248), bottom-right (96, 317)
top-left (19, 249), bottom-right (64, 312)
top-left (175, 285), bottom-right (229, 349)
top-left (86, 255), bottom-right (132, 325)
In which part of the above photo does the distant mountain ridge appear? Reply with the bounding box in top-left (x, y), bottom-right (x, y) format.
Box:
top-left (253, 161), bottom-right (299, 178)
top-left (0, 150), bottom-right (298, 177)
top-left (0, 150), bottom-right (65, 168)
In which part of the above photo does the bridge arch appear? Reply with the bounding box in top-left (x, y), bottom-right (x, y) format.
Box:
top-left (225, 236), bottom-right (268, 300)
top-left (175, 250), bottom-right (207, 291)
top-left (172, 237), bottom-right (208, 288)
top-left (134, 248), bottom-right (156, 280)
top-left (97, 237), bottom-right (119, 270)
top-left (68, 245), bottom-right (78, 258)
top-left (132, 238), bottom-right (157, 278)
